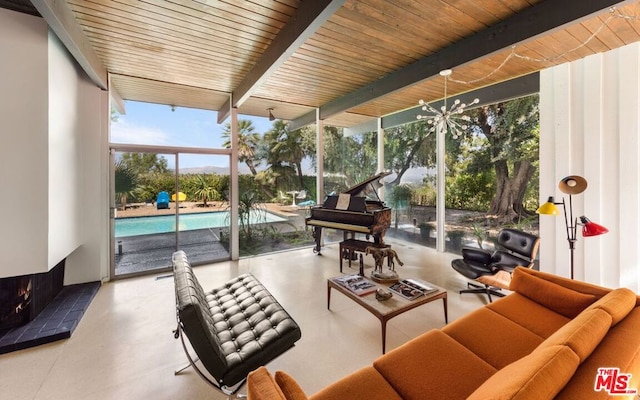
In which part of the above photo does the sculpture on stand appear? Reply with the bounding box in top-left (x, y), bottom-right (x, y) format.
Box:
top-left (365, 246), bottom-right (404, 282)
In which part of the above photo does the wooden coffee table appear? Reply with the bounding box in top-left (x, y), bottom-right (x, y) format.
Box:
top-left (327, 277), bottom-right (448, 354)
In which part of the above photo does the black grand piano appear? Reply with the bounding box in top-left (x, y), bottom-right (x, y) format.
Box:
top-left (305, 172), bottom-right (392, 254)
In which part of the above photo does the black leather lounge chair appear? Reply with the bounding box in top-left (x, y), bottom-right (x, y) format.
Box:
top-left (451, 228), bottom-right (540, 302)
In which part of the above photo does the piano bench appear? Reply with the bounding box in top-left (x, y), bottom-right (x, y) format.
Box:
top-left (339, 239), bottom-right (390, 273)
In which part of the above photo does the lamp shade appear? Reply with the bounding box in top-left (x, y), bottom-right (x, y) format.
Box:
top-left (536, 197), bottom-right (560, 215)
top-left (580, 216), bottom-right (609, 237)
top-left (559, 175), bottom-right (588, 195)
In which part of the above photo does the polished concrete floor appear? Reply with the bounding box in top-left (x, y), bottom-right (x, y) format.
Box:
top-left (0, 238), bottom-right (493, 400)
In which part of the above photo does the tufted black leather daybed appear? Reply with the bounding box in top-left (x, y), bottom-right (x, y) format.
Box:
top-left (172, 251), bottom-right (302, 396)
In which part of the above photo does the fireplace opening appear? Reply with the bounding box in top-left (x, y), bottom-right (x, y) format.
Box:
top-left (0, 276), bottom-right (32, 331)
top-left (0, 259), bottom-right (65, 332)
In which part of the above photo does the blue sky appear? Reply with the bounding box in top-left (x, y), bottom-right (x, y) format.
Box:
top-left (111, 101), bottom-right (275, 169)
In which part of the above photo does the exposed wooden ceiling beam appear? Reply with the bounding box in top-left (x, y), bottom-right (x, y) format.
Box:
top-left (108, 74), bottom-right (125, 115)
top-left (337, 72), bottom-right (539, 136)
top-left (289, 0), bottom-right (633, 131)
top-left (217, 0), bottom-right (345, 124)
top-left (382, 72), bottom-right (540, 131)
top-left (31, 0), bottom-right (108, 90)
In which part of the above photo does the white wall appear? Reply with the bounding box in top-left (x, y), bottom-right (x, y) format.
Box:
top-left (540, 42), bottom-right (640, 292)
top-left (47, 30), bottom-right (108, 284)
top-left (64, 78), bottom-right (109, 285)
top-left (0, 9), bottom-right (49, 277)
top-left (48, 31), bottom-right (82, 269)
top-left (0, 8), bottom-right (107, 283)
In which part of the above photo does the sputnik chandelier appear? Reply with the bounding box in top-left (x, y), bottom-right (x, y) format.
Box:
top-left (416, 69), bottom-right (479, 139)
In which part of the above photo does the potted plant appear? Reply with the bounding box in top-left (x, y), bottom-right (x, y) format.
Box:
top-left (447, 230), bottom-right (467, 251)
top-left (418, 222), bottom-right (435, 240)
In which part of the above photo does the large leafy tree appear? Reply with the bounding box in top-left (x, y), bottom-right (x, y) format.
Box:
top-left (384, 120), bottom-right (436, 186)
top-left (119, 153), bottom-right (168, 176)
top-left (468, 95), bottom-right (540, 222)
top-left (322, 126), bottom-right (377, 188)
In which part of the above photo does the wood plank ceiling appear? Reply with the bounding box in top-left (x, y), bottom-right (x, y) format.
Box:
top-left (6, 0), bottom-right (640, 128)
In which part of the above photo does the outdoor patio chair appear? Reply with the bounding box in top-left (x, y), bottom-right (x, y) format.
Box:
top-left (278, 191), bottom-right (289, 205)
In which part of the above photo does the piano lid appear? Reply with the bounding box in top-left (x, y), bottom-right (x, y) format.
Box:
top-left (342, 171), bottom-right (391, 201)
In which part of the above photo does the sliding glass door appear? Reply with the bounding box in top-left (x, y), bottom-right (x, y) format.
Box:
top-left (110, 149), bottom-right (231, 278)
top-left (176, 153), bottom-right (230, 264)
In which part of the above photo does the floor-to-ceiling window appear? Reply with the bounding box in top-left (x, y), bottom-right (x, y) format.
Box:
top-left (109, 102), bottom-right (232, 277)
top-left (383, 94), bottom-right (540, 253)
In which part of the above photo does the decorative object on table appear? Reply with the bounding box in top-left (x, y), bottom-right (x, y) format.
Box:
top-left (365, 246), bottom-right (404, 270)
top-left (365, 246), bottom-right (403, 283)
top-left (332, 274), bottom-right (377, 296)
top-left (358, 254), bottom-right (364, 276)
top-left (375, 288), bottom-right (393, 301)
top-left (389, 279), bottom-right (438, 301)
top-left (537, 175), bottom-right (609, 279)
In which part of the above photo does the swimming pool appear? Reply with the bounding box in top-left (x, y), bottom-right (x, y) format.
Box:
top-left (115, 211), bottom-right (286, 237)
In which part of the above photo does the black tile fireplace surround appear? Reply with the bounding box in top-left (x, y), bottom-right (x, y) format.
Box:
top-left (0, 260), bottom-right (100, 354)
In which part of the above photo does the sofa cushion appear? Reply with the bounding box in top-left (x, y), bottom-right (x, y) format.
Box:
top-left (518, 267), bottom-right (624, 300)
top-left (467, 345), bottom-right (580, 400)
top-left (510, 268), bottom-right (597, 318)
top-left (373, 330), bottom-right (497, 399)
top-left (555, 307), bottom-right (640, 400)
top-left (442, 307), bottom-right (545, 369)
top-left (309, 366), bottom-right (402, 400)
top-left (487, 293), bottom-right (571, 339)
top-left (582, 287), bottom-right (637, 326)
top-left (275, 371), bottom-right (308, 400)
top-left (247, 367), bottom-right (286, 400)
top-left (536, 308), bottom-right (612, 362)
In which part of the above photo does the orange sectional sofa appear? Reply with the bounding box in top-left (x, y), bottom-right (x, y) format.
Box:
top-left (247, 267), bottom-right (640, 400)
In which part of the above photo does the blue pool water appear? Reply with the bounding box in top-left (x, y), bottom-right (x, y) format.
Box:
top-left (115, 211), bottom-right (286, 238)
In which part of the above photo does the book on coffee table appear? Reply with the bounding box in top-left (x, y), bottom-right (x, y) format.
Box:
top-left (388, 279), bottom-right (438, 300)
top-left (332, 274), bottom-right (377, 296)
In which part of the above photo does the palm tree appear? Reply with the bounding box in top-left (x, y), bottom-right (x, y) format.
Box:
top-left (193, 175), bottom-right (219, 207)
top-left (222, 119), bottom-right (261, 175)
top-left (114, 161), bottom-right (137, 210)
top-left (265, 120), bottom-right (310, 188)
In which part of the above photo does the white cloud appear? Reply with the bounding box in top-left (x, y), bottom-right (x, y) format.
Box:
top-left (110, 118), bottom-right (171, 145)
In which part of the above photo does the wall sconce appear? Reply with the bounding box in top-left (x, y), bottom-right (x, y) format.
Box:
top-left (267, 108), bottom-right (276, 121)
top-left (536, 175), bottom-right (608, 279)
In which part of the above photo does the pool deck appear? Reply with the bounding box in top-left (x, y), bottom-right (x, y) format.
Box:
top-left (114, 202), bottom-right (312, 276)
top-left (115, 201), bottom-right (303, 219)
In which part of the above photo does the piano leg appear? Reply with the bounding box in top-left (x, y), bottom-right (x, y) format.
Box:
top-left (374, 232), bottom-right (385, 246)
top-left (312, 226), bottom-right (323, 255)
